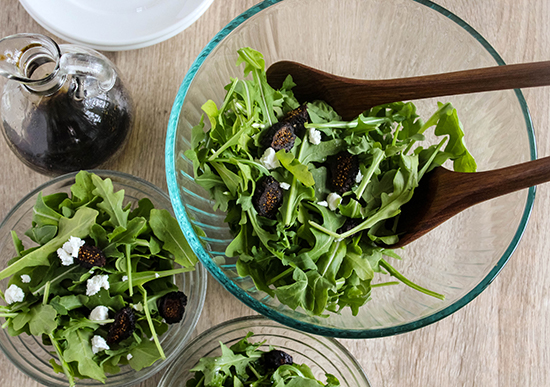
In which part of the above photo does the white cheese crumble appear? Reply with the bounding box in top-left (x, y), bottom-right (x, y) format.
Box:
top-left (155, 273), bottom-right (160, 278)
top-left (4, 284), bottom-right (24, 304)
top-left (356, 170), bottom-right (363, 183)
top-left (20, 274), bottom-right (31, 283)
top-left (317, 201), bottom-right (328, 207)
top-left (86, 275), bottom-right (110, 296)
top-left (122, 275), bottom-right (128, 282)
top-left (89, 305), bottom-right (109, 325)
top-left (307, 127), bottom-right (322, 145)
top-left (327, 192), bottom-right (342, 211)
top-left (259, 147), bottom-right (280, 170)
top-left (57, 236), bottom-right (85, 266)
top-left (57, 248), bottom-right (74, 266)
top-left (127, 354), bottom-right (133, 361)
top-left (280, 182), bottom-right (291, 190)
top-left (91, 335), bottom-right (110, 354)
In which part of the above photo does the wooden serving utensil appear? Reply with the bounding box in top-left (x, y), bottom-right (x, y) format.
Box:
top-left (266, 60), bottom-right (550, 120)
top-left (384, 156), bottom-right (550, 248)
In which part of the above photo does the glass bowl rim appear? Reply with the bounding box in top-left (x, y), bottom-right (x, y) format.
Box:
top-left (157, 314), bottom-right (371, 386)
top-left (165, 0), bottom-right (537, 338)
top-left (0, 169), bottom-right (208, 386)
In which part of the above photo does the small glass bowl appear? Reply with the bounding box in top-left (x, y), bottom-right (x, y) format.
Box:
top-left (165, 0), bottom-right (535, 338)
top-left (158, 315), bottom-right (371, 387)
top-left (0, 170), bottom-right (207, 386)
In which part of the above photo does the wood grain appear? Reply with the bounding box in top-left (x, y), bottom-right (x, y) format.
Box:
top-left (392, 156), bottom-right (550, 248)
top-left (0, 1), bottom-right (549, 386)
top-left (267, 60), bottom-right (550, 120)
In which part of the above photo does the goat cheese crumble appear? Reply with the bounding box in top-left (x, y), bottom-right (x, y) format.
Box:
top-left (307, 127), bottom-right (322, 145)
top-left (89, 305), bottom-right (109, 325)
top-left (280, 182), bottom-right (291, 190)
top-left (4, 284), bottom-right (24, 304)
top-left (327, 192), bottom-right (342, 211)
top-left (57, 236), bottom-right (85, 266)
top-left (86, 274), bottom-right (110, 296)
top-left (20, 274), bottom-right (31, 283)
top-left (91, 335), bottom-right (110, 354)
top-left (259, 147), bottom-right (280, 170)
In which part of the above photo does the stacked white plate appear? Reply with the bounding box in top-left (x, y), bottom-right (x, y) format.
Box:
top-left (19, 0), bottom-right (215, 51)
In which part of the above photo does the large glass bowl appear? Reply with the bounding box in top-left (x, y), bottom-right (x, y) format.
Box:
top-left (0, 170), bottom-right (207, 386)
top-left (165, 0), bottom-right (535, 338)
top-left (157, 315), bottom-right (371, 387)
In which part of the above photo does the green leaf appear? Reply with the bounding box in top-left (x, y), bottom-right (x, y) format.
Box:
top-left (0, 207), bottom-right (99, 281)
top-left (91, 174), bottom-right (129, 228)
top-left (31, 192), bottom-right (63, 226)
top-left (11, 230), bottom-right (24, 256)
top-left (344, 245), bottom-right (374, 281)
top-left (129, 198), bottom-right (155, 220)
top-left (128, 338), bottom-right (162, 372)
top-left (276, 150), bottom-right (315, 187)
top-left (149, 209), bottom-right (198, 268)
top-left (25, 224), bottom-right (58, 245)
top-left (63, 329), bottom-right (106, 382)
top-left (50, 295), bottom-right (84, 315)
top-left (11, 310), bottom-right (32, 332)
top-left (109, 268), bottom-right (192, 295)
top-left (433, 106), bottom-right (477, 172)
top-left (202, 99), bottom-right (219, 130)
top-left (211, 162), bottom-right (241, 196)
top-left (71, 170), bottom-right (97, 204)
top-left (28, 304), bottom-right (58, 336)
top-left (274, 268), bottom-right (308, 310)
top-left (83, 288), bottom-right (125, 311)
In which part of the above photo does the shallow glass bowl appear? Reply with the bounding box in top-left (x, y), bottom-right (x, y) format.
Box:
top-left (158, 315), bottom-right (371, 386)
top-left (0, 170), bottom-right (207, 386)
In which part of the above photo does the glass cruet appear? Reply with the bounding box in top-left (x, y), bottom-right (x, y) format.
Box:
top-left (0, 33), bottom-right (133, 175)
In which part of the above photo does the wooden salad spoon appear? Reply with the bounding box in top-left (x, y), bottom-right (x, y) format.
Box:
top-left (383, 156), bottom-right (550, 248)
top-left (266, 60), bottom-right (550, 120)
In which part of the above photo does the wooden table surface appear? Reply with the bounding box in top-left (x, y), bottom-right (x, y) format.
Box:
top-left (1, 1), bottom-right (549, 386)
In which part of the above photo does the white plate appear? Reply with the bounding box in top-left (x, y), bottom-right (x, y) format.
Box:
top-left (19, 0), bottom-right (214, 51)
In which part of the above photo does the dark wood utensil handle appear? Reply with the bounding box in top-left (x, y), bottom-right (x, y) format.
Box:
top-left (447, 155), bottom-right (550, 210)
top-left (358, 60), bottom-right (550, 104)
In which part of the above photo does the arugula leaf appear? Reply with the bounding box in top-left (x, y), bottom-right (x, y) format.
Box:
top-left (63, 329), bottom-right (106, 382)
top-left (91, 174), bottom-right (129, 228)
top-left (237, 47), bottom-right (277, 126)
top-left (128, 335), bottom-right (162, 371)
top-left (149, 209), bottom-right (198, 268)
top-left (31, 192), bottom-right (63, 226)
top-left (28, 303), bottom-right (58, 336)
top-left (0, 207), bottom-right (98, 281)
top-left (276, 150), bottom-right (315, 187)
top-left (273, 268), bottom-right (308, 310)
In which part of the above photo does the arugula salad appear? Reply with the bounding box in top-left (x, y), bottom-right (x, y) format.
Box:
top-left (186, 47), bottom-right (477, 317)
top-left (0, 171), bottom-right (198, 385)
top-left (186, 332), bottom-right (340, 387)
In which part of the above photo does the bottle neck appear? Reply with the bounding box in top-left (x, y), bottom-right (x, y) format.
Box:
top-left (0, 34), bottom-right (65, 96)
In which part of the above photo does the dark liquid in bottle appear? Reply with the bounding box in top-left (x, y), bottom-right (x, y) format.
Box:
top-left (2, 79), bottom-right (132, 175)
